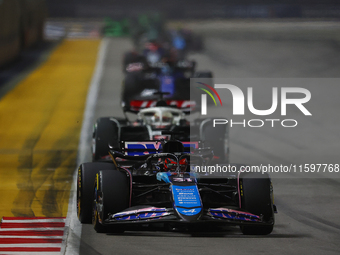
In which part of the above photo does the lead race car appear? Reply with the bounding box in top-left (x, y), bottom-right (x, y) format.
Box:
top-left (77, 139), bottom-right (275, 235)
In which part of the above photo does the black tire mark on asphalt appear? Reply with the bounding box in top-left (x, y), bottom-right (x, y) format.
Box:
top-left (11, 91), bottom-right (78, 217)
top-left (12, 100), bottom-right (57, 217)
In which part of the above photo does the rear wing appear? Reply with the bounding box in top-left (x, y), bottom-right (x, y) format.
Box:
top-left (125, 100), bottom-right (197, 113)
top-left (121, 141), bottom-right (200, 156)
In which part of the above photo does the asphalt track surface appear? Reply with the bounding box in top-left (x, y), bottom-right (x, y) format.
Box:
top-left (78, 23), bottom-right (340, 255)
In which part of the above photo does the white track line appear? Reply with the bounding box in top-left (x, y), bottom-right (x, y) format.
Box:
top-left (61, 38), bottom-right (109, 255)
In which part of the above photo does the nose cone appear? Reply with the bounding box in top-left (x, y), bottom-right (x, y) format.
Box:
top-left (171, 183), bottom-right (203, 222)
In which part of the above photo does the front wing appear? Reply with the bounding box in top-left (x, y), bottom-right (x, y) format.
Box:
top-left (103, 206), bottom-right (273, 226)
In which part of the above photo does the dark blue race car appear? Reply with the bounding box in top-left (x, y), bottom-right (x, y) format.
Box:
top-left (77, 139), bottom-right (276, 235)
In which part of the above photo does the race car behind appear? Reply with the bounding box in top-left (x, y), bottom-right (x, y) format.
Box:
top-left (92, 101), bottom-right (229, 163)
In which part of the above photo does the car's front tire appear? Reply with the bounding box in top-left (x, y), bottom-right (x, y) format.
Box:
top-left (77, 162), bottom-right (116, 223)
top-left (92, 170), bottom-right (130, 233)
top-left (239, 172), bottom-right (274, 235)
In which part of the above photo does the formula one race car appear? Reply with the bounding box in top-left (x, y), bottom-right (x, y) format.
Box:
top-left (127, 13), bottom-right (203, 64)
top-left (121, 56), bottom-right (212, 111)
top-left (92, 99), bottom-right (229, 163)
top-left (121, 36), bottom-right (212, 110)
top-left (77, 139), bottom-right (275, 235)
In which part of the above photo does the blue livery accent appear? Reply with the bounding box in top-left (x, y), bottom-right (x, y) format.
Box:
top-left (112, 207), bottom-right (169, 221)
top-left (125, 142), bottom-right (197, 156)
top-left (172, 184), bottom-right (202, 216)
top-left (173, 35), bottom-right (186, 50)
top-left (115, 212), bottom-right (167, 221)
top-left (208, 208), bottom-right (261, 222)
top-left (157, 172), bottom-right (171, 183)
top-left (160, 75), bottom-right (175, 97)
top-left (176, 207), bottom-right (202, 216)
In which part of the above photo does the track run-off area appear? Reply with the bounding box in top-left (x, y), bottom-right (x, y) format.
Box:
top-left (0, 39), bottom-right (100, 254)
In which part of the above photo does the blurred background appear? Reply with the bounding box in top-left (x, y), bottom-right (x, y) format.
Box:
top-left (1, 0), bottom-right (340, 68)
top-left (46, 0), bottom-right (340, 19)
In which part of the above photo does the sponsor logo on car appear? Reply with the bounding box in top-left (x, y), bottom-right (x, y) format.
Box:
top-left (124, 141), bottom-right (199, 156)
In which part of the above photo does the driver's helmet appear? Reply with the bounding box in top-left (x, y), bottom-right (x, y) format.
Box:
top-left (179, 158), bottom-right (188, 172)
top-left (146, 41), bottom-right (159, 52)
top-left (152, 111), bottom-right (173, 128)
top-left (164, 158), bottom-right (177, 171)
top-left (145, 41), bottom-right (161, 64)
top-left (161, 48), bottom-right (177, 66)
top-left (164, 158), bottom-right (188, 172)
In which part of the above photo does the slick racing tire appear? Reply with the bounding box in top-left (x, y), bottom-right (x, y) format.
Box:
top-left (201, 119), bottom-right (229, 163)
top-left (239, 172), bottom-right (274, 235)
top-left (77, 162), bottom-right (116, 223)
top-left (92, 170), bottom-right (130, 233)
top-left (92, 117), bottom-right (120, 161)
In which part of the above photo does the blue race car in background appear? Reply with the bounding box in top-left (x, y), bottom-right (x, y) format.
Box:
top-left (121, 56), bottom-right (213, 112)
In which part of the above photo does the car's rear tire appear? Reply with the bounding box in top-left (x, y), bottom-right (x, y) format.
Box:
top-left (121, 71), bottom-right (148, 110)
top-left (93, 170), bottom-right (130, 233)
top-left (77, 162), bottom-right (116, 223)
top-left (92, 117), bottom-right (120, 161)
top-left (239, 172), bottom-right (274, 235)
